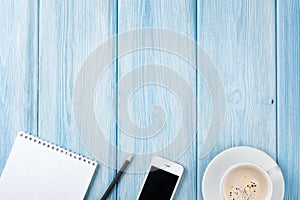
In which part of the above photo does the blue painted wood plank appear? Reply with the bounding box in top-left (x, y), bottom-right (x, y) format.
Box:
top-left (277, 0), bottom-right (300, 198)
top-left (2, 1), bottom-right (299, 200)
top-left (197, 0), bottom-right (277, 199)
top-left (38, 1), bottom-right (117, 199)
top-left (0, 0), bottom-right (38, 172)
top-left (117, 0), bottom-right (197, 199)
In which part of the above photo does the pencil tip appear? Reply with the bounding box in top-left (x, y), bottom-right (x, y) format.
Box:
top-left (127, 153), bottom-right (134, 162)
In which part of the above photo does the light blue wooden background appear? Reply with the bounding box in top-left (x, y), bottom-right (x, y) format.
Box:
top-left (0, 0), bottom-right (299, 199)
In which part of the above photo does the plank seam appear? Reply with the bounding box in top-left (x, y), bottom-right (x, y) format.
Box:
top-left (116, 0), bottom-right (119, 199)
top-left (275, 0), bottom-right (278, 163)
top-left (195, 0), bottom-right (199, 199)
top-left (37, 0), bottom-right (40, 138)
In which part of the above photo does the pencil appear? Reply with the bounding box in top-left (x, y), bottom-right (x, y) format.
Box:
top-left (101, 153), bottom-right (134, 200)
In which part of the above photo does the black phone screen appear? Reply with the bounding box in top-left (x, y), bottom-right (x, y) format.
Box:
top-left (138, 166), bottom-right (179, 200)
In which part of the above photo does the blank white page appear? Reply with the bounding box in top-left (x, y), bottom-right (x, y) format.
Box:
top-left (0, 131), bottom-right (97, 200)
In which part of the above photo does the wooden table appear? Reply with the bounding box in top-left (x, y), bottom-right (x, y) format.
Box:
top-left (0, 0), bottom-right (299, 199)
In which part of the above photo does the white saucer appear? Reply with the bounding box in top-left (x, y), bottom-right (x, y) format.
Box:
top-left (202, 146), bottom-right (284, 200)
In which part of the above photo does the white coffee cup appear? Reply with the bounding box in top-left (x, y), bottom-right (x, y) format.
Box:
top-left (220, 163), bottom-right (273, 200)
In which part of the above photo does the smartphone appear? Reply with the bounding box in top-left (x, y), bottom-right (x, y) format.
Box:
top-left (137, 156), bottom-right (184, 200)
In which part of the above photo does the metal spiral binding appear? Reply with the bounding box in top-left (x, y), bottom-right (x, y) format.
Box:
top-left (18, 131), bottom-right (96, 166)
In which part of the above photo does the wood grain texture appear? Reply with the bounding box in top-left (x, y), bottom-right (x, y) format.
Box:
top-left (117, 0), bottom-right (197, 199)
top-left (1, 0), bottom-right (300, 199)
top-left (38, 1), bottom-right (117, 199)
top-left (197, 0), bottom-right (276, 199)
top-left (277, 0), bottom-right (300, 198)
top-left (0, 0), bottom-right (38, 171)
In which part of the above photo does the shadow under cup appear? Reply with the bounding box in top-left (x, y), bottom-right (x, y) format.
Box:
top-left (220, 163), bottom-right (273, 200)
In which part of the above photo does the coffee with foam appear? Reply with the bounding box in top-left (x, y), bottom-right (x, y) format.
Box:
top-left (222, 165), bottom-right (271, 200)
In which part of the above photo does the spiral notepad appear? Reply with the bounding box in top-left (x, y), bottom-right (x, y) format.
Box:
top-left (0, 131), bottom-right (97, 200)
